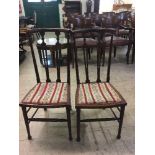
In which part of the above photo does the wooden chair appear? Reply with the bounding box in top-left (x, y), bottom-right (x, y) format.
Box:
top-left (101, 13), bottom-right (134, 64)
top-left (72, 28), bottom-right (127, 141)
top-left (19, 28), bottom-right (72, 141)
top-left (69, 17), bottom-right (96, 68)
top-left (102, 12), bottom-right (116, 28)
top-left (114, 11), bottom-right (131, 38)
top-left (104, 28), bottom-right (133, 64)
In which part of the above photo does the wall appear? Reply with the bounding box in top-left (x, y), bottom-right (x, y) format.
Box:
top-left (99, 0), bottom-right (135, 13)
top-left (59, 3), bottom-right (65, 28)
top-left (99, 0), bottom-right (114, 13)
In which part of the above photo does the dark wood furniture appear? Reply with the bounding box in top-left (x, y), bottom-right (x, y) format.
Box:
top-left (100, 12), bottom-right (134, 64)
top-left (37, 37), bottom-right (69, 67)
top-left (72, 28), bottom-right (127, 141)
top-left (65, 15), bottom-right (96, 68)
top-left (19, 15), bottom-right (39, 64)
top-left (66, 11), bottom-right (134, 64)
top-left (64, 1), bottom-right (82, 15)
top-left (119, 25), bottom-right (135, 64)
top-left (103, 29), bottom-right (134, 64)
top-left (19, 28), bottom-right (72, 141)
top-left (19, 28), bottom-right (31, 63)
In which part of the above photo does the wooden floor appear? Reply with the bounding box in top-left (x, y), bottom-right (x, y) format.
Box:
top-left (19, 43), bottom-right (135, 155)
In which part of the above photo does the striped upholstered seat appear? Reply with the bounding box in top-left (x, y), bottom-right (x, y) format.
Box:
top-left (21, 82), bottom-right (69, 106)
top-left (76, 82), bottom-right (125, 107)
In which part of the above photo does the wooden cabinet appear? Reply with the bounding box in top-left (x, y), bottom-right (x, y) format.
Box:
top-left (64, 1), bottom-right (82, 14)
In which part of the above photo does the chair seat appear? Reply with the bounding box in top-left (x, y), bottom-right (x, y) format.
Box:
top-left (118, 29), bottom-right (129, 35)
top-left (105, 36), bottom-right (129, 46)
top-left (76, 82), bottom-right (126, 107)
top-left (75, 38), bottom-right (97, 47)
top-left (20, 82), bottom-right (70, 107)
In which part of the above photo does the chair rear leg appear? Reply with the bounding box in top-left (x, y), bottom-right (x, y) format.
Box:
top-left (131, 43), bottom-right (135, 64)
top-left (114, 46), bottom-right (117, 58)
top-left (21, 106), bottom-right (32, 140)
top-left (117, 105), bottom-right (125, 139)
top-left (102, 47), bottom-right (106, 66)
top-left (88, 48), bottom-right (91, 60)
top-left (66, 107), bottom-right (72, 141)
top-left (52, 51), bottom-right (55, 67)
top-left (76, 108), bottom-right (81, 142)
top-left (44, 107), bottom-right (47, 111)
top-left (126, 44), bottom-right (132, 64)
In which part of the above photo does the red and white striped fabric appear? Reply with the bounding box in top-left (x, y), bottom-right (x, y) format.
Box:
top-left (76, 82), bottom-right (123, 105)
top-left (22, 82), bottom-right (69, 105)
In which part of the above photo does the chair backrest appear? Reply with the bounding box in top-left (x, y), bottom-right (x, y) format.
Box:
top-left (92, 14), bottom-right (103, 27)
top-left (28, 28), bottom-right (71, 84)
top-left (71, 17), bottom-right (94, 30)
top-left (102, 12), bottom-right (116, 28)
top-left (72, 28), bottom-right (114, 84)
top-left (102, 12), bottom-right (116, 18)
top-left (115, 11), bottom-right (131, 25)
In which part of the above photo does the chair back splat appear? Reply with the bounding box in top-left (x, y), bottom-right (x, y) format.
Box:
top-left (28, 28), bottom-right (71, 84)
top-left (72, 28), bottom-right (113, 84)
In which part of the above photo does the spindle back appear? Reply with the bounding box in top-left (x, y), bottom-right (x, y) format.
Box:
top-left (72, 28), bottom-right (113, 84)
top-left (28, 28), bottom-right (71, 84)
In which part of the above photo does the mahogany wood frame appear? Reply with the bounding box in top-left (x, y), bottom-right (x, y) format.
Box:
top-left (72, 28), bottom-right (127, 142)
top-left (19, 28), bottom-right (72, 141)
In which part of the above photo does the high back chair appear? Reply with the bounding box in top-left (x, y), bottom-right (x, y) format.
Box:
top-left (72, 28), bottom-right (127, 141)
top-left (19, 28), bottom-right (72, 141)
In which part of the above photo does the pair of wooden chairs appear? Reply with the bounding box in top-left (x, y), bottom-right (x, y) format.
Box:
top-left (19, 28), bottom-right (127, 142)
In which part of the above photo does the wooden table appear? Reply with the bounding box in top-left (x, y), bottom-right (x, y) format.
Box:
top-left (37, 37), bottom-right (69, 67)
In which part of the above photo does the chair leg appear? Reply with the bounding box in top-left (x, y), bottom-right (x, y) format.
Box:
top-left (21, 106), bottom-right (32, 140)
top-left (126, 44), bottom-right (132, 64)
top-left (88, 48), bottom-right (91, 60)
top-left (44, 107), bottom-right (47, 111)
top-left (66, 107), bottom-right (72, 141)
top-left (114, 46), bottom-right (117, 58)
top-left (102, 47), bottom-right (106, 66)
top-left (131, 43), bottom-right (135, 64)
top-left (76, 108), bottom-right (81, 142)
top-left (38, 50), bottom-right (43, 65)
top-left (52, 51), bottom-right (55, 67)
top-left (117, 105), bottom-right (125, 139)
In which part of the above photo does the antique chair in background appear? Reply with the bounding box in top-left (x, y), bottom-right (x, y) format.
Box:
top-left (26, 11), bottom-right (40, 39)
top-left (102, 12), bottom-right (116, 28)
top-left (19, 28), bottom-right (72, 141)
top-left (101, 12), bottom-right (134, 64)
top-left (69, 16), bottom-right (96, 67)
top-left (115, 11), bottom-right (131, 38)
top-left (120, 11), bottom-right (135, 64)
top-left (72, 28), bottom-right (127, 141)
